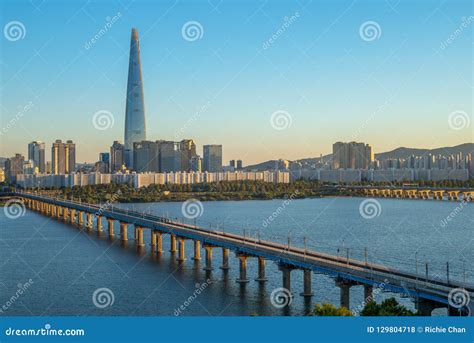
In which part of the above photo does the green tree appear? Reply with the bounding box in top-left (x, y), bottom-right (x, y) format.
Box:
top-left (360, 298), bottom-right (416, 316)
top-left (313, 303), bottom-right (352, 316)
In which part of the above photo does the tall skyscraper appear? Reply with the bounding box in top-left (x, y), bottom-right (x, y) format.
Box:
top-left (332, 141), bottom-right (373, 170)
top-left (51, 140), bottom-right (76, 174)
top-left (133, 140), bottom-right (159, 172)
top-left (124, 28), bottom-right (147, 168)
top-left (5, 153), bottom-right (24, 182)
top-left (110, 141), bottom-right (125, 172)
top-left (203, 145), bottom-right (223, 172)
top-left (28, 141), bottom-right (45, 173)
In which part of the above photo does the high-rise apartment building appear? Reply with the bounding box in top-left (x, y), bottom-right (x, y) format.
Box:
top-left (203, 145), bottom-right (222, 172)
top-left (5, 153), bottom-right (24, 182)
top-left (133, 140), bottom-right (159, 172)
top-left (332, 142), bottom-right (373, 170)
top-left (51, 139), bottom-right (76, 174)
top-left (110, 141), bottom-right (125, 172)
top-left (179, 139), bottom-right (197, 172)
top-left (28, 141), bottom-right (45, 173)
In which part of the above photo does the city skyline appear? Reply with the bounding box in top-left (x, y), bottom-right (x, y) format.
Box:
top-left (1, 1), bottom-right (472, 165)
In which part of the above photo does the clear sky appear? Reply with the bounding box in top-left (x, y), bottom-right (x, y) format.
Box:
top-left (1, 0), bottom-right (472, 165)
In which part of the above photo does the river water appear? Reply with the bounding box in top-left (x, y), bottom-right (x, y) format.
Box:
top-left (1, 197), bottom-right (472, 316)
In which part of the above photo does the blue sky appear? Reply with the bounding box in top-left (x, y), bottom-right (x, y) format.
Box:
top-left (1, 0), bottom-right (472, 165)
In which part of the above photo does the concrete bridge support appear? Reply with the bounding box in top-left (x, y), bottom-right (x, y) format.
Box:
top-left (96, 216), bottom-right (103, 233)
top-left (336, 278), bottom-right (355, 309)
top-left (220, 248), bottom-right (230, 269)
top-left (107, 219), bottom-right (114, 238)
top-left (86, 213), bottom-right (93, 231)
top-left (236, 254), bottom-right (250, 283)
top-left (364, 285), bottom-right (373, 302)
top-left (62, 208), bottom-right (68, 221)
top-left (178, 237), bottom-right (186, 261)
top-left (69, 209), bottom-right (76, 225)
top-left (169, 234), bottom-right (177, 253)
top-left (415, 298), bottom-right (445, 316)
top-left (278, 264), bottom-right (295, 293)
top-left (120, 222), bottom-right (128, 241)
top-left (56, 206), bottom-right (62, 219)
top-left (78, 211), bottom-right (84, 227)
top-left (192, 240), bottom-right (201, 260)
top-left (203, 246), bottom-right (213, 271)
top-left (255, 257), bottom-right (267, 282)
top-left (151, 231), bottom-right (156, 250)
top-left (136, 226), bottom-right (144, 247)
top-left (300, 269), bottom-right (313, 297)
top-left (155, 232), bottom-right (163, 253)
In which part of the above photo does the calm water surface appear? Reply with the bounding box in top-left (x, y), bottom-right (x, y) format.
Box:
top-left (1, 197), bottom-right (472, 316)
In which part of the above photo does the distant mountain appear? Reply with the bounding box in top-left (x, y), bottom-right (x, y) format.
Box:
top-left (243, 143), bottom-right (474, 171)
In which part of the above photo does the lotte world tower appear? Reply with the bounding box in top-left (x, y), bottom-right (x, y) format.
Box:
top-left (124, 28), bottom-right (147, 168)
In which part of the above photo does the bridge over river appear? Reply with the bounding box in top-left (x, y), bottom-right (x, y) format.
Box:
top-left (2, 191), bottom-right (473, 316)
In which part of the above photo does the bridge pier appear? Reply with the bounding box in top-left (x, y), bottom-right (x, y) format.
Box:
top-left (86, 213), bottom-right (93, 231)
top-left (169, 234), bottom-right (177, 253)
top-left (220, 248), bottom-right (230, 270)
top-left (336, 278), bottom-right (356, 309)
top-left (70, 209), bottom-right (76, 225)
top-left (56, 206), bottom-right (62, 219)
top-left (192, 240), bottom-right (201, 260)
top-left (300, 269), bottom-right (313, 297)
top-left (364, 285), bottom-right (373, 302)
top-left (78, 211), bottom-right (84, 227)
top-left (62, 207), bottom-right (68, 222)
top-left (120, 222), bottom-right (128, 241)
top-left (177, 237), bottom-right (186, 261)
top-left (236, 254), bottom-right (250, 283)
top-left (278, 264), bottom-right (296, 293)
top-left (97, 216), bottom-right (103, 233)
top-left (136, 226), bottom-right (144, 247)
top-left (156, 232), bottom-right (163, 253)
top-left (151, 231), bottom-right (156, 249)
top-left (107, 219), bottom-right (114, 238)
top-left (415, 298), bottom-right (445, 316)
top-left (203, 245), bottom-right (213, 271)
top-left (255, 257), bottom-right (267, 282)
